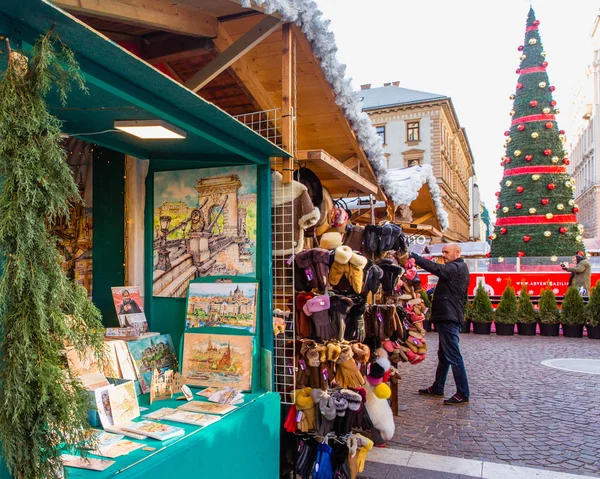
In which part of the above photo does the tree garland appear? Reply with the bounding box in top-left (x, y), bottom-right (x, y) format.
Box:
top-left (0, 31), bottom-right (106, 478)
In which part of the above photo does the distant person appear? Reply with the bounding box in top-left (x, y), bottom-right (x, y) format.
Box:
top-left (562, 253), bottom-right (591, 295)
top-left (119, 289), bottom-right (143, 314)
top-left (410, 243), bottom-right (470, 405)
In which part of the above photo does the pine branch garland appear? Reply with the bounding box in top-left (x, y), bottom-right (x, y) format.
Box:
top-left (0, 31), bottom-right (105, 479)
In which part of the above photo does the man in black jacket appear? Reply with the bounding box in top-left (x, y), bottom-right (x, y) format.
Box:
top-left (411, 244), bottom-right (470, 405)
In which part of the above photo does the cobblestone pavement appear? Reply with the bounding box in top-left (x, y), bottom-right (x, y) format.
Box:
top-left (388, 332), bottom-right (600, 477)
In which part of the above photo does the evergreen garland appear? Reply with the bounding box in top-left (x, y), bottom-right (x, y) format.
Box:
top-left (585, 281), bottom-right (600, 327)
top-left (561, 287), bottom-right (585, 325)
top-left (471, 284), bottom-right (493, 323)
top-left (516, 284), bottom-right (537, 324)
top-left (0, 32), bottom-right (106, 478)
top-left (538, 285), bottom-right (560, 324)
top-left (494, 281), bottom-right (517, 324)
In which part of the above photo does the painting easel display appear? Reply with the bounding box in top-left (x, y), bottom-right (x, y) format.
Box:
top-left (186, 282), bottom-right (257, 332)
top-left (153, 165), bottom-right (257, 298)
top-left (181, 333), bottom-right (253, 390)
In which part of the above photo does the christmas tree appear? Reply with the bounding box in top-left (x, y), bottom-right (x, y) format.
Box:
top-left (490, 8), bottom-right (584, 258)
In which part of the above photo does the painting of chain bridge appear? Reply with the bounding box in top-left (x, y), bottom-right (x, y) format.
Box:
top-left (153, 166), bottom-right (257, 298)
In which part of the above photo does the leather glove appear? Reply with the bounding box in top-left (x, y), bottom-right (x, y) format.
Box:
top-left (293, 387), bottom-right (316, 432)
top-left (303, 295), bottom-right (332, 340)
top-left (355, 434), bottom-right (374, 473)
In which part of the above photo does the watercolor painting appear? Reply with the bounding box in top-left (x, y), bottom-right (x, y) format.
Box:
top-left (177, 401), bottom-right (236, 415)
top-left (153, 165), bottom-right (257, 298)
top-left (186, 282), bottom-right (257, 332)
top-left (108, 381), bottom-right (140, 426)
top-left (181, 333), bottom-right (253, 391)
top-left (127, 334), bottom-right (177, 394)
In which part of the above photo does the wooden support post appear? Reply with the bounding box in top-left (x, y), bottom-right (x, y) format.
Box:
top-left (391, 380), bottom-right (399, 416)
top-left (281, 23), bottom-right (294, 184)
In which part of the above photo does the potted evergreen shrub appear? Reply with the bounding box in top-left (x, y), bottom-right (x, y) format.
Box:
top-left (471, 283), bottom-right (493, 334)
top-left (494, 281), bottom-right (517, 335)
top-left (420, 289), bottom-right (433, 332)
top-left (516, 284), bottom-right (538, 335)
top-left (585, 281), bottom-right (600, 339)
top-left (561, 286), bottom-right (585, 338)
top-left (461, 299), bottom-right (472, 334)
top-left (538, 285), bottom-right (560, 336)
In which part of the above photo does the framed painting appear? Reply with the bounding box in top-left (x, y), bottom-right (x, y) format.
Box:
top-left (153, 165), bottom-right (257, 298)
top-left (181, 333), bottom-right (253, 391)
top-left (186, 282), bottom-right (257, 332)
top-left (126, 334), bottom-right (177, 394)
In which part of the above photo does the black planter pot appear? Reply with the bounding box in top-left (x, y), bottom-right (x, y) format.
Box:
top-left (472, 322), bottom-right (491, 334)
top-left (539, 323), bottom-right (560, 337)
top-left (562, 324), bottom-right (584, 338)
top-left (495, 322), bottom-right (515, 335)
top-left (586, 325), bottom-right (600, 339)
top-left (422, 320), bottom-right (433, 332)
top-left (517, 322), bottom-right (537, 336)
top-left (460, 320), bottom-right (471, 334)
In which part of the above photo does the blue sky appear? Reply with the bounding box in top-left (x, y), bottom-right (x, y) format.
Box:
top-left (315, 0), bottom-right (599, 215)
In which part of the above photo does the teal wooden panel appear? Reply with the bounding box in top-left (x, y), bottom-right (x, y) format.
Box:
top-left (92, 147), bottom-right (125, 327)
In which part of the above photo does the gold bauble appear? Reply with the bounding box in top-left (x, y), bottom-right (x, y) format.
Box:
top-left (529, 38), bottom-right (537, 45)
top-left (498, 257), bottom-right (505, 263)
top-left (502, 207), bottom-right (510, 213)
top-left (505, 180), bottom-right (513, 187)
top-left (520, 54), bottom-right (527, 60)
top-left (539, 81), bottom-right (547, 88)
top-left (514, 149), bottom-right (522, 156)
top-left (555, 109), bottom-right (560, 114)
top-left (565, 181), bottom-right (572, 187)
top-left (551, 156), bottom-right (559, 163)
top-left (544, 231), bottom-right (551, 237)
top-left (556, 204), bottom-right (564, 210)
top-left (510, 110), bottom-right (516, 116)
top-left (541, 52), bottom-right (547, 58)
top-left (576, 235), bottom-right (583, 242)
top-left (491, 234), bottom-right (497, 240)
top-left (532, 174), bottom-right (540, 181)
top-left (509, 94), bottom-right (515, 100)
top-left (550, 255), bottom-right (558, 262)
top-left (546, 213), bottom-right (554, 219)
top-left (543, 107), bottom-right (551, 114)
top-left (529, 207), bottom-right (537, 214)
top-left (531, 132), bottom-right (539, 139)
top-left (578, 224), bottom-right (585, 232)
top-left (507, 137), bottom-right (512, 143)
top-left (569, 199), bottom-right (575, 206)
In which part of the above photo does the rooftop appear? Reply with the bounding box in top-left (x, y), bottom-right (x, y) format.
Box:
top-left (358, 85), bottom-right (447, 111)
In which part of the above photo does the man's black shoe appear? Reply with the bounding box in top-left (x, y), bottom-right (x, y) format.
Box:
top-left (443, 394), bottom-right (469, 405)
top-left (418, 387), bottom-right (444, 398)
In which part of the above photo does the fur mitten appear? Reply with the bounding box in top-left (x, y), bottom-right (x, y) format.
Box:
top-left (329, 295), bottom-right (354, 341)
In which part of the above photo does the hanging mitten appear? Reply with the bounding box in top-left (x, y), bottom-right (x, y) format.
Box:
top-left (312, 248), bottom-right (333, 291)
top-left (355, 434), bottom-right (374, 473)
top-left (318, 394), bottom-right (336, 436)
top-left (330, 442), bottom-right (351, 478)
top-left (347, 434), bottom-right (359, 479)
top-left (335, 345), bottom-right (365, 389)
top-left (343, 224), bottom-right (365, 252)
top-left (378, 224), bottom-right (394, 252)
top-left (340, 389), bottom-right (363, 435)
top-left (320, 230), bottom-right (343, 251)
top-left (329, 295), bottom-right (353, 341)
top-left (378, 259), bottom-right (404, 295)
top-left (294, 387), bottom-right (316, 432)
top-left (303, 295), bottom-right (332, 340)
top-left (364, 225), bottom-right (381, 253)
top-left (352, 343), bottom-right (370, 375)
top-left (314, 443), bottom-right (334, 479)
top-left (348, 252), bottom-right (368, 294)
top-left (362, 263), bottom-right (383, 298)
top-left (344, 296), bottom-right (366, 341)
top-left (295, 249), bottom-right (318, 291)
top-left (284, 404), bottom-right (298, 433)
top-left (296, 292), bottom-right (316, 339)
top-left (296, 438), bottom-right (318, 478)
top-left (311, 389), bottom-right (326, 432)
top-left (329, 246), bottom-right (352, 287)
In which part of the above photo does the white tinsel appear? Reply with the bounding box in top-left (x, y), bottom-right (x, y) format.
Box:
top-left (235, 0), bottom-right (447, 231)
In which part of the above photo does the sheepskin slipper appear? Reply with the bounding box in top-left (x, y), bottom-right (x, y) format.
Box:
top-left (320, 231), bottom-right (343, 250)
top-left (334, 245), bottom-right (353, 264)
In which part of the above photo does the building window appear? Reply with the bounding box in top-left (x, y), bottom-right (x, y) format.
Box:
top-left (375, 125), bottom-right (386, 144)
top-left (407, 121), bottom-right (420, 142)
top-left (407, 158), bottom-right (422, 167)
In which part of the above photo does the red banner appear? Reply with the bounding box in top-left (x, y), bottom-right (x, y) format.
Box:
top-left (419, 272), bottom-right (600, 297)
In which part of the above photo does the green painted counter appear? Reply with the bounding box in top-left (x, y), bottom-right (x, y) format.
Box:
top-left (0, 391), bottom-right (280, 479)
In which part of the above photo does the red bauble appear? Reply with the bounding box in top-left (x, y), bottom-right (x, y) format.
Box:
top-left (495, 191), bottom-right (501, 197)
top-left (533, 20), bottom-right (540, 26)
top-left (559, 129), bottom-right (565, 135)
top-left (542, 61), bottom-right (548, 68)
top-left (485, 253), bottom-right (491, 258)
top-left (573, 207), bottom-right (580, 213)
top-left (530, 100), bottom-right (538, 107)
top-left (525, 155), bottom-right (533, 162)
top-left (496, 203), bottom-right (501, 209)
top-left (505, 157), bottom-right (511, 164)
top-left (515, 202), bottom-right (523, 209)
top-left (518, 45), bottom-right (524, 51)
top-left (516, 186), bottom-right (524, 193)
top-left (559, 227), bottom-right (568, 234)
top-left (500, 227), bottom-right (507, 235)
top-left (516, 68), bottom-right (521, 74)
top-left (516, 83), bottom-right (523, 90)
top-left (518, 251), bottom-right (526, 257)
top-left (547, 183), bottom-right (555, 190)
top-left (523, 235), bottom-right (531, 243)
top-left (543, 149), bottom-right (552, 156)
top-left (504, 131), bottom-right (510, 136)
top-left (549, 85), bottom-right (556, 92)
top-left (541, 198), bottom-right (549, 205)
top-left (488, 235), bottom-right (493, 241)
top-left (551, 100), bottom-right (557, 106)
top-left (563, 158), bottom-right (570, 165)
top-left (545, 122), bottom-right (553, 129)
top-left (518, 124), bottom-right (526, 131)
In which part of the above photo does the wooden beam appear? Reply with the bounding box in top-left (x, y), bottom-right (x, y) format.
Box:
top-left (184, 16), bottom-right (281, 93)
top-left (98, 30), bottom-right (141, 44)
top-left (54, 0), bottom-right (218, 38)
top-left (412, 212), bottom-right (435, 225)
top-left (343, 156), bottom-right (359, 170)
top-left (162, 62), bottom-right (183, 83)
top-left (281, 22), bottom-right (294, 184)
top-left (213, 21), bottom-right (277, 112)
top-left (143, 36), bottom-right (214, 64)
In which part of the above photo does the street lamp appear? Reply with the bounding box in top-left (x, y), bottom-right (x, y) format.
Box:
top-left (157, 215), bottom-right (172, 271)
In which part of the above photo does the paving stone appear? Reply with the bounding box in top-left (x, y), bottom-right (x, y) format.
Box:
top-left (390, 334), bottom-right (600, 476)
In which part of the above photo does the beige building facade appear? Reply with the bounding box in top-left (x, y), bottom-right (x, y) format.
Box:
top-left (360, 84), bottom-right (475, 242)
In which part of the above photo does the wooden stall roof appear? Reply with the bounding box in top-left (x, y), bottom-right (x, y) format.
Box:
top-left (51, 0), bottom-right (382, 198)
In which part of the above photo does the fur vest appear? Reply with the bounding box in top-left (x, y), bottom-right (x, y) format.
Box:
top-left (271, 171), bottom-right (320, 256)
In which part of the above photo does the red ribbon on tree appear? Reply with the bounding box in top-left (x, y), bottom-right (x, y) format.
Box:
top-left (511, 114), bottom-right (555, 126)
top-left (503, 165), bottom-right (567, 177)
top-left (526, 25), bottom-right (539, 32)
top-left (518, 66), bottom-right (546, 75)
top-left (496, 214), bottom-right (577, 226)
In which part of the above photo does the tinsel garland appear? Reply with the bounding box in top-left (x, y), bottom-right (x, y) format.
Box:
top-left (0, 32), bottom-right (106, 478)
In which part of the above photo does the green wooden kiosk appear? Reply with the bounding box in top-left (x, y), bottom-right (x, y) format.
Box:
top-left (0, 0), bottom-right (288, 477)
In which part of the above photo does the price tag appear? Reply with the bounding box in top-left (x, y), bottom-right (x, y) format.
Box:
top-left (299, 359), bottom-right (306, 371)
top-left (377, 312), bottom-right (383, 322)
top-left (285, 255), bottom-right (294, 266)
top-left (286, 360), bottom-right (294, 375)
top-left (305, 268), bottom-right (314, 281)
top-left (296, 410), bottom-right (303, 422)
top-left (323, 368), bottom-right (329, 381)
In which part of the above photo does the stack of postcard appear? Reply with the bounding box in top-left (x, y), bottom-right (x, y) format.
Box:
top-left (62, 455), bottom-right (115, 472)
top-left (177, 401), bottom-right (236, 416)
top-left (121, 420), bottom-right (185, 441)
top-left (95, 439), bottom-right (146, 459)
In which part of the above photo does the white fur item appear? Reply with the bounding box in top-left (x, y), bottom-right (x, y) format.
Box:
top-left (365, 381), bottom-right (395, 441)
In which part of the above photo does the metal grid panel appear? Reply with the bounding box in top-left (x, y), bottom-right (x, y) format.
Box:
top-left (234, 109), bottom-right (282, 147)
